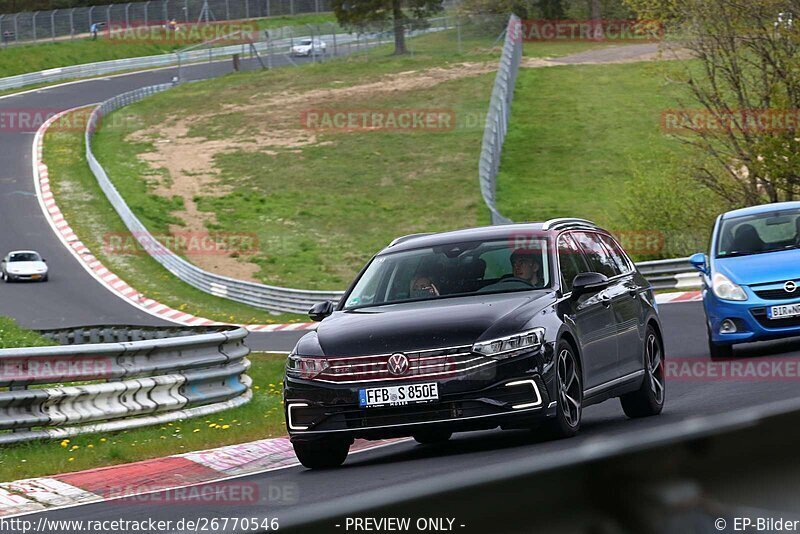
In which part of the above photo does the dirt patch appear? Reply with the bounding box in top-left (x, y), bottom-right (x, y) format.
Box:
top-left (130, 62), bottom-right (499, 282)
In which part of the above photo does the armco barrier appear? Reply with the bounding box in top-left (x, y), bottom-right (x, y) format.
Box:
top-left (478, 14), bottom-right (520, 225)
top-left (0, 325), bottom-right (251, 445)
top-left (85, 85), bottom-right (346, 314)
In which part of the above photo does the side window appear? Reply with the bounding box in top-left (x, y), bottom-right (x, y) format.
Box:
top-left (558, 234), bottom-right (589, 293)
top-left (572, 232), bottom-right (619, 278)
top-left (598, 234), bottom-right (632, 275)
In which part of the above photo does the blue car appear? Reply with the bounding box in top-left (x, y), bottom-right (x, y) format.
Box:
top-left (690, 201), bottom-right (800, 359)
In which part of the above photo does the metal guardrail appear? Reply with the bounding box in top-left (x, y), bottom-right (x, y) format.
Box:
top-left (86, 85), bottom-right (346, 313)
top-left (636, 257), bottom-right (702, 291)
top-left (0, 325), bottom-right (251, 445)
top-left (0, 0), bottom-right (332, 46)
top-left (478, 14), bottom-right (520, 225)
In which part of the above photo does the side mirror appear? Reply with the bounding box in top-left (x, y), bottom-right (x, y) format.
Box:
top-left (309, 301), bottom-right (335, 322)
top-left (572, 272), bottom-right (609, 298)
top-left (42, 259), bottom-right (47, 263)
top-left (689, 252), bottom-right (708, 274)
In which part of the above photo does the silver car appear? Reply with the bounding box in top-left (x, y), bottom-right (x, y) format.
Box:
top-left (1, 250), bottom-right (49, 282)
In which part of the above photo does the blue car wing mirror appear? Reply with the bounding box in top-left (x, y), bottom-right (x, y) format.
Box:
top-left (689, 252), bottom-right (709, 274)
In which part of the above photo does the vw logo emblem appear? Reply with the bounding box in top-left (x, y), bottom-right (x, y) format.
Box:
top-left (387, 353), bottom-right (409, 376)
top-left (786, 280), bottom-right (798, 293)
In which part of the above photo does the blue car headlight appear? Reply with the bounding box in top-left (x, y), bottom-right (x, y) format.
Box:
top-left (712, 272), bottom-right (748, 301)
top-left (472, 328), bottom-right (545, 359)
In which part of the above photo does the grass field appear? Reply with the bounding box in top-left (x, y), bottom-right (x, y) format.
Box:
top-left (0, 352), bottom-right (286, 482)
top-left (90, 26), bottom-right (618, 291)
top-left (44, 108), bottom-right (305, 324)
top-left (0, 13), bottom-right (335, 79)
top-left (496, 59), bottom-right (724, 259)
top-left (0, 316), bottom-right (55, 349)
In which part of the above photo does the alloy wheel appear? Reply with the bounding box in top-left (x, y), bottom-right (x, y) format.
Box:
top-left (646, 333), bottom-right (665, 405)
top-left (557, 348), bottom-right (581, 427)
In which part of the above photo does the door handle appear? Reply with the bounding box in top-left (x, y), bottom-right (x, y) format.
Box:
top-left (627, 285), bottom-right (638, 297)
top-left (600, 294), bottom-right (611, 307)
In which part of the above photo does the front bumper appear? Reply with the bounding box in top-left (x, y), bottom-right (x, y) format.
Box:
top-left (284, 349), bottom-right (555, 442)
top-left (704, 286), bottom-right (800, 345)
top-left (6, 272), bottom-right (45, 281)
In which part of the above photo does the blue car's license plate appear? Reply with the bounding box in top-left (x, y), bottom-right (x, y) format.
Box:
top-left (768, 303), bottom-right (800, 319)
top-left (359, 383), bottom-right (439, 408)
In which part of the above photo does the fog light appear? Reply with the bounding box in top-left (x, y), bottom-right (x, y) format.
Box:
top-left (720, 319), bottom-right (737, 334)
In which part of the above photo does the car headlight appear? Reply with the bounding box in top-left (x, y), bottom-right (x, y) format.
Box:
top-left (286, 353), bottom-right (330, 379)
top-left (712, 272), bottom-right (748, 301)
top-left (472, 328), bottom-right (545, 359)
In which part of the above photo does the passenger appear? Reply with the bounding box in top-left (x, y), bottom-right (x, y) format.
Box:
top-left (409, 274), bottom-right (439, 299)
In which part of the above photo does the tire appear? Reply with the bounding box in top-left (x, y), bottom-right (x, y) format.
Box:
top-left (412, 429), bottom-right (452, 445)
top-left (41, 274), bottom-right (48, 282)
top-left (544, 340), bottom-right (582, 438)
top-left (707, 323), bottom-right (734, 359)
top-left (620, 325), bottom-right (665, 418)
top-left (292, 439), bottom-right (350, 469)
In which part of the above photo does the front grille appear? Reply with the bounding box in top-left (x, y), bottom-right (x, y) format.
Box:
top-left (751, 308), bottom-right (800, 329)
top-left (317, 345), bottom-right (494, 383)
top-left (753, 288), bottom-right (800, 301)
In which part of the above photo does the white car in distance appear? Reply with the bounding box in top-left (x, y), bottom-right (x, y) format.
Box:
top-left (1, 250), bottom-right (49, 282)
top-left (291, 38), bottom-right (327, 57)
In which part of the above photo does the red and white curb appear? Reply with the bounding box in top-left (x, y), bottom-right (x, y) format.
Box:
top-left (655, 291), bottom-right (702, 304)
top-left (32, 107), bottom-right (316, 334)
top-left (0, 436), bottom-right (408, 517)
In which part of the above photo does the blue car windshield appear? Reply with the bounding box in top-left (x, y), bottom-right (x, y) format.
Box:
top-left (343, 238), bottom-right (551, 310)
top-left (716, 209), bottom-right (800, 258)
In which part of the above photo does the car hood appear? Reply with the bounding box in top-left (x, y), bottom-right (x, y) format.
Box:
top-left (715, 249), bottom-right (800, 285)
top-left (315, 291), bottom-right (553, 357)
top-left (6, 261), bottom-right (46, 273)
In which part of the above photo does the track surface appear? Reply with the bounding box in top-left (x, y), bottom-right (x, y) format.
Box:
top-left (20, 301), bottom-right (800, 532)
top-left (0, 54), bottom-right (324, 350)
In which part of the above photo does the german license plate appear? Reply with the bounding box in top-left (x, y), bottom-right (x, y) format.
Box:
top-left (359, 383), bottom-right (439, 408)
top-left (768, 303), bottom-right (800, 319)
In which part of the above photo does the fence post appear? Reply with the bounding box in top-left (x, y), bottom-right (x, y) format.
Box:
top-left (125, 3), bottom-right (131, 26)
top-left (245, 0), bottom-right (250, 19)
top-left (13, 14), bottom-right (18, 43)
top-left (0, 15), bottom-right (4, 48)
top-left (106, 5), bottom-right (112, 27)
top-left (51, 10), bottom-right (56, 41)
top-left (69, 8), bottom-right (75, 39)
top-left (32, 11), bottom-right (38, 42)
top-left (88, 6), bottom-right (94, 32)
top-left (265, 0), bottom-right (269, 18)
top-left (163, 0), bottom-right (169, 23)
top-left (184, 0), bottom-right (189, 23)
top-left (144, 1), bottom-right (150, 26)
top-left (225, 0), bottom-right (231, 21)
top-left (290, 0), bottom-right (294, 16)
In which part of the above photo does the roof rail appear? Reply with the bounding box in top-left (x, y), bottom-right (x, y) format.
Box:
top-left (541, 218), bottom-right (599, 231)
top-left (388, 233), bottom-right (434, 247)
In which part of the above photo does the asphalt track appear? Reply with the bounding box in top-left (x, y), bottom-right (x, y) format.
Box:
top-left (0, 53), bottom-right (324, 350)
top-left (17, 301), bottom-right (800, 532)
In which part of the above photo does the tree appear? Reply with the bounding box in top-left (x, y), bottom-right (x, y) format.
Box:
top-left (332, 0), bottom-right (444, 55)
top-left (627, 0), bottom-right (800, 205)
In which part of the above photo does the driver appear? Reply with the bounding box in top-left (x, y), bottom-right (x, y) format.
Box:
top-left (409, 274), bottom-right (440, 299)
top-left (510, 248), bottom-right (541, 286)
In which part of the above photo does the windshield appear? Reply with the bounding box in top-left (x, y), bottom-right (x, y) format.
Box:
top-left (299, 39), bottom-right (312, 45)
top-left (9, 252), bottom-right (41, 262)
top-left (716, 208), bottom-right (800, 258)
top-left (343, 238), bottom-right (550, 310)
